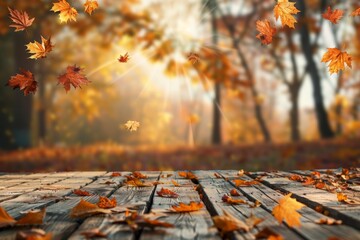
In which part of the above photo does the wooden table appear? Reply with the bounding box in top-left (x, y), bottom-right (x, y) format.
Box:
top-left (0, 170), bottom-right (359, 240)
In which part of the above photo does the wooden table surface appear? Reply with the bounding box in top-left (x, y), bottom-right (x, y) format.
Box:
top-left (0, 169), bottom-right (359, 240)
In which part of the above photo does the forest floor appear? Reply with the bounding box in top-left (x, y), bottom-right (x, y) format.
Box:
top-left (0, 138), bottom-right (359, 172)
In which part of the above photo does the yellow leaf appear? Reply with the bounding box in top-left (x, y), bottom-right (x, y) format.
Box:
top-left (26, 36), bottom-right (53, 59)
top-left (84, 0), bottom-right (99, 15)
top-left (51, 0), bottom-right (78, 23)
top-left (272, 193), bottom-right (304, 227)
top-left (123, 120), bottom-right (140, 132)
top-left (321, 48), bottom-right (352, 75)
top-left (274, 0), bottom-right (300, 29)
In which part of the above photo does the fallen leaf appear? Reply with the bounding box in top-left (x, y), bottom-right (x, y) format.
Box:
top-left (321, 48), bottom-right (352, 75)
top-left (315, 218), bottom-right (342, 225)
top-left (230, 189), bottom-right (240, 196)
top-left (97, 196), bottom-right (117, 209)
top-left (274, 0), bottom-right (300, 28)
top-left (26, 36), bottom-right (53, 59)
top-left (110, 172), bottom-right (122, 177)
top-left (16, 208), bottom-right (46, 225)
top-left (171, 201), bottom-right (203, 212)
top-left (337, 192), bottom-right (347, 202)
top-left (73, 189), bottom-right (92, 196)
top-left (233, 179), bottom-right (259, 187)
top-left (84, 0), bottom-right (99, 15)
top-left (58, 65), bottom-right (90, 92)
top-left (171, 180), bottom-right (181, 187)
top-left (7, 69), bottom-right (37, 96)
top-left (272, 193), bottom-right (304, 227)
top-left (118, 52), bottom-right (130, 63)
top-left (222, 194), bottom-right (247, 205)
top-left (51, 0), bottom-right (78, 23)
top-left (178, 172), bottom-right (198, 180)
top-left (0, 207), bottom-right (16, 228)
top-left (70, 199), bottom-right (111, 218)
top-left (132, 171), bottom-right (148, 179)
top-left (125, 178), bottom-right (152, 187)
top-left (124, 121), bottom-right (140, 132)
top-left (81, 228), bottom-right (107, 238)
top-left (112, 212), bottom-right (174, 230)
top-left (15, 229), bottom-right (52, 240)
top-left (351, 8), bottom-right (360, 16)
top-left (322, 6), bottom-right (343, 24)
top-left (255, 227), bottom-right (284, 240)
top-left (245, 214), bottom-right (264, 229)
top-left (8, 7), bottom-right (34, 32)
top-left (288, 174), bottom-right (303, 182)
top-left (212, 210), bottom-right (249, 233)
top-left (256, 20), bottom-right (277, 45)
top-left (157, 188), bottom-right (179, 198)
top-left (302, 176), bottom-right (315, 186)
top-left (214, 173), bottom-right (221, 178)
top-left (315, 182), bottom-right (325, 189)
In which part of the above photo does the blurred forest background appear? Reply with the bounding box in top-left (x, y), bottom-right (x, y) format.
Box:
top-left (0, 0), bottom-right (360, 171)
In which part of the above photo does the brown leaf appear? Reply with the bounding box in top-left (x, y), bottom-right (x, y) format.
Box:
top-left (132, 171), bottom-right (148, 179)
top-left (212, 210), bottom-right (249, 233)
top-left (230, 189), bottom-right (240, 196)
top-left (73, 189), bottom-right (92, 196)
top-left (70, 199), bottom-right (110, 218)
top-left (8, 7), bottom-right (34, 32)
top-left (322, 6), bottom-right (343, 24)
top-left (214, 173), bottom-right (221, 178)
top-left (171, 180), bottom-right (180, 187)
top-left (272, 193), bottom-right (304, 227)
top-left (118, 52), bottom-right (130, 63)
top-left (16, 208), bottom-right (46, 225)
top-left (97, 196), bottom-right (117, 209)
top-left (351, 7), bottom-right (360, 16)
top-left (111, 172), bottom-right (122, 177)
top-left (288, 174), bottom-right (303, 182)
top-left (0, 207), bottom-right (16, 228)
top-left (255, 227), bottom-right (284, 240)
top-left (80, 228), bottom-right (107, 238)
top-left (7, 69), bottom-right (37, 96)
top-left (58, 65), bottom-right (90, 92)
top-left (157, 188), bottom-right (179, 198)
top-left (256, 20), bottom-right (276, 45)
top-left (125, 178), bottom-right (152, 187)
top-left (222, 194), bottom-right (247, 205)
top-left (315, 218), bottom-right (342, 225)
top-left (233, 179), bottom-right (259, 187)
top-left (15, 229), bottom-right (52, 240)
top-left (171, 201), bottom-right (203, 213)
top-left (26, 36), bottom-right (53, 59)
top-left (178, 171), bottom-right (198, 180)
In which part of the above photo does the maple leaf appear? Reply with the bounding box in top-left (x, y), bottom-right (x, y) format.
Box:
top-left (274, 0), bottom-right (300, 29)
top-left (157, 188), bottom-right (179, 198)
top-left (321, 48), bottom-right (352, 75)
top-left (233, 179), bottom-right (259, 187)
top-left (178, 171), bottom-right (198, 180)
top-left (58, 65), bottom-right (90, 92)
top-left (272, 193), bottom-right (304, 227)
top-left (171, 201), bottom-right (203, 213)
top-left (222, 194), bottom-right (247, 205)
top-left (230, 189), bottom-right (240, 196)
top-left (351, 8), bottom-right (360, 16)
top-left (132, 171), bottom-right (148, 179)
top-left (97, 196), bottom-right (117, 209)
top-left (111, 172), bottom-right (122, 177)
top-left (84, 0), bottom-right (99, 15)
top-left (81, 228), bottom-right (107, 238)
top-left (70, 199), bottom-right (110, 218)
top-left (0, 207), bottom-right (16, 228)
top-left (171, 180), bottom-right (180, 187)
top-left (337, 192), bottom-right (347, 202)
top-left (26, 36), bottom-right (53, 59)
top-left (7, 69), bottom-right (37, 96)
top-left (288, 174), bottom-right (303, 182)
top-left (256, 20), bottom-right (276, 45)
top-left (8, 7), bottom-right (34, 32)
top-left (125, 178), bottom-right (152, 187)
top-left (16, 229), bottom-right (52, 240)
top-left (51, 0), bottom-right (78, 23)
top-left (124, 120), bottom-right (140, 132)
top-left (118, 52), bottom-right (130, 63)
top-left (322, 7), bottom-right (343, 24)
top-left (16, 208), bottom-right (46, 225)
top-left (73, 189), bottom-right (92, 196)
top-left (212, 210), bottom-right (249, 233)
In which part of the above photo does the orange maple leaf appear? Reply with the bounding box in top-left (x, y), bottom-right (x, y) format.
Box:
top-left (157, 188), bottom-right (179, 198)
top-left (8, 7), bottom-right (34, 32)
top-left (58, 65), bottom-right (90, 92)
top-left (7, 69), bottom-right (37, 96)
top-left (84, 0), bottom-right (99, 15)
top-left (51, 0), bottom-right (78, 23)
top-left (274, 0), bottom-right (300, 29)
top-left (110, 172), bottom-right (122, 177)
top-left (256, 20), bottom-right (276, 45)
top-left (351, 8), bottom-right (360, 16)
top-left (26, 36), bottom-right (53, 59)
top-left (97, 196), bottom-right (117, 209)
top-left (118, 52), bottom-right (130, 62)
top-left (230, 189), bottom-right (240, 196)
top-left (73, 189), bottom-right (92, 196)
top-left (178, 171), bottom-right (198, 180)
top-left (125, 178), bottom-right (152, 187)
top-left (233, 179), bottom-right (259, 187)
top-left (132, 171), bottom-right (148, 179)
top-left (171, 201), bottom-right (203, 212)
top-left (16, 208), bottom-right (46, 225)
top-left (322, 6), bottom-right (343, 24)
top-left (337, 192), bottom-right (347, 202)
top-left (70, 199), bottom-right (110, 218)
top-left (272, 193), bottom-right (304, 227)
top-left (222, 194), bottom-right (246, 205)
top-left (321, 48), bottom-right (352, 75)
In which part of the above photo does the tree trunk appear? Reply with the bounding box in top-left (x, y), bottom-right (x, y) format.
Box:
top-left (37, 62), bottom-right (46, 144)
top-left (289, 87), bottom-right (301, 141)
top-left (298, 0), bottom-right (334, 138)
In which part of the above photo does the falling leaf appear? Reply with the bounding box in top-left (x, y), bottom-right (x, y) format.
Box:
top-left (256, 20), bottom-right (276, 45)
top-left (315, 218), bottom-right (342, 225)
top-left (245, 214), bottom-right (264, 229)
top-left (51, 0), bottom-right (78, 23)
top-left (124, 120), bottom-right (140, 132)
top-left (0, 207), bottom-right (16, 228)
top-left (171, 180), bottom-right (180, 187)
top-left (230, 189), bottom-right (240, 196)
top-left (272, 193), bottom-right (304, 227)
top-left (233, 179), bottom-right (259, 187)
top-left (58, 65), bottom-right (90, 92)
top-left (118, 52), bottom-right (130, 63)
top-left (111, 172), bottom-right (122, 177)
top-left (171, 201), bottom-right (203, 212)
top-left (321, 48), bottom-right (352, 74)
top-left (73, 189), bottom-right (92, 196)
top-left (81, 228), bottom-right (107, 238)
top-left (16, 229), bottom-right (52, 240)
top-left (178, 171), bottom-right (198, 180)
top-left (157, 188), bottom-right (179, 198)
top-left (322, 7), bottom-right (343, 24)
top-left (7, 69), bottom-right (37, 96)
top-left (70, 199), bottom-right (110, 218)
top-left (8, 7), bottom-right (34, 32)
top-left (97, 196), bottom-right (117, 209)
top-left (274, 0), bottom-right (300, 29)
top-left (84, 0), bottom-right (99, 15)
top-left (212, 210), bottom-right (249, 233)
top-left (351, 8), bottom-right (360, 16)
top-left (337, 192), bottom-right (347, 202)
top-left (222, 194), bottom-right (247, 205)
top-left (26, 36), bottom-right (53, 59)
top-left (16, 208), bottom-right (46, 225)
top-left (255, 227), bottom-right (284, 240)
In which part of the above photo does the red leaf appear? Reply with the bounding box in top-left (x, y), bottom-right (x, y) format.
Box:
top-left (7, 69), bottom-right (37, 96)
top-left (58, 65), bottom-right (90, 92)
top-left (8, 7), bottom-right (35, 32)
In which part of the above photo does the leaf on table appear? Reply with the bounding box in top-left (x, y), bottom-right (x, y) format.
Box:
top-left (272, 193), bottom-right (304, 227)
top-left (237, 169), bottom-right (245, 176)
top-left (73, 189), bottom-right (92, 196)
top-left (302, 176), bottom-right (315, 186)
top-left (8, 7), bottom-right (34, 32)
top-left (171, 201), bottom-right (203, 213)
top-left (171, 180), bottom-right (181, 187)
top-left (212, 210), bottom-right (249, 233)
top-left (16, 208), bottom-right (46, 225)
top-left (84, 0), bottom-right (99, 15)
top-left (322, 6), bottom-right (343, 24)
top-left (70, 199), bottom-right (111, 218)
top-left (178, 171), bottom-right (198, 180)
top-left (256, 20), bottom-right (276, 45)
top-left (58, 65), bottom-right (90, 92)
top-left (112, 212), bottom-right (174, 230)
top-left (132, 171), bottom-right (148, 179)
top-left (161, 173), bottom-right (173, 178)
top-left (26, 36), bottom-right (53, 59)
top-left (15, 229), bottom-right (52, 240)
top-left (288, 174), bottom-right (303, 182)
top-left (351, 8), bottom-right (360, 16)
top-left (321, 48), bottom-right (352, 75)
top-left (7, 69), bottom-right (37, 96)
top-left (97, 196), bottom-right (117, 209)
top-left (125, 178), bottom-right (152, 187)
top-left (255, 227), bottom-right (284, 240)
top-left (0, 207), bottom-right (16, 228)
top-left (230, 189), bottom-right (240, 196)
top-left (80, 228), bottom-right (107, 238)
top-left (51, 0), bottom-right (78, 23)
top-left (222, 194), bottom-right (247, 205)
top-left (123, 120), bottom-right (140, 132)
top-left (233, 179), bottom-right (259, 187)
top-left (274, 0), bottom-right (300, 28)
top-left (118, 52), bottom-right (130, 63)
top-left (157, 188), bottom-right (179, 198)
top-left (315, 182), bottom-right (326, 189)
top-left (315, 218), bottom-right (342, 225)
top-left (214, 172), bottom-right (221, 178)
top-left (337, 192), bottom-right (347, 202)
top-left (245, 213), bottom-right (264, 229)
top-left (111, 172), bottom-right (122, 177)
